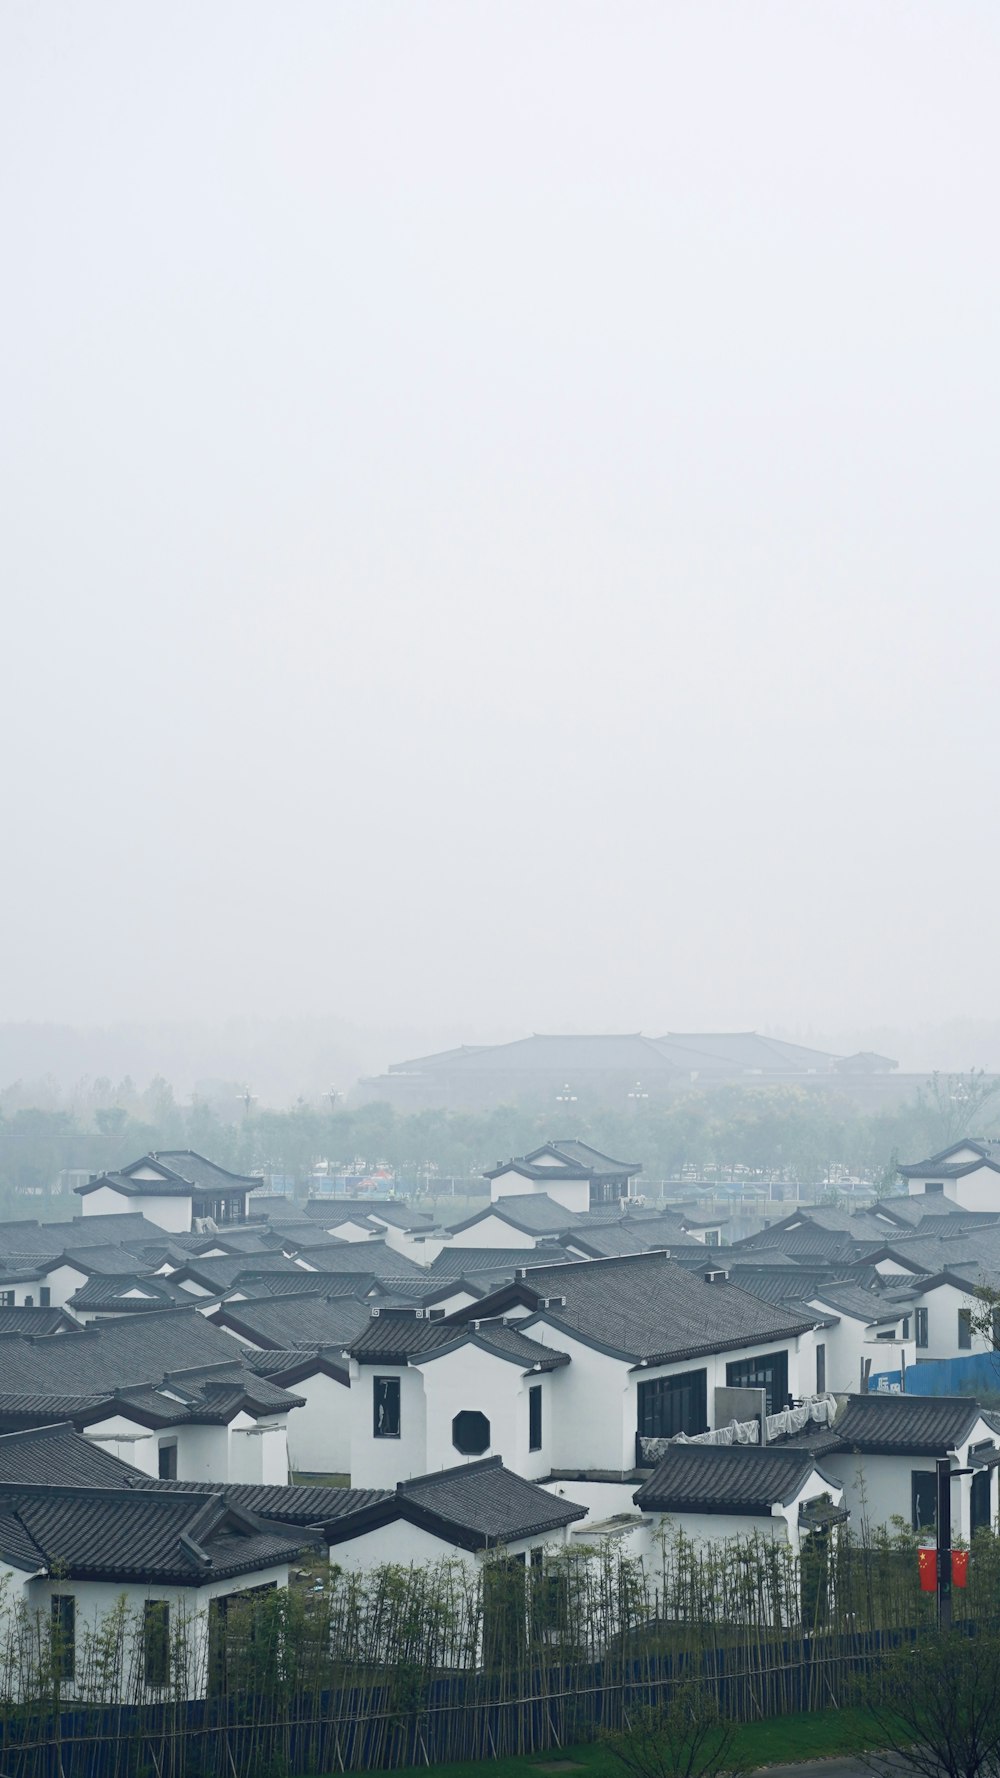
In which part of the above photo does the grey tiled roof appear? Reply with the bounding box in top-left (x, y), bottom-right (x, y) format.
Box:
top-left (634, 1445), bottom-right (838, 1514)
top-left (0, 1214), bottom-right (166, 1254)
top-left (0, 1423), bottom-right (144, 1488)
top-left (0, 1484), bottom-right (312, 1582)
top-left (145, 1150), bottom-right (263, 1189)
top-left (398, 1458), bottom-right (587, 1542)
top-left (410, 1320), bottom-right (570, 1372)
top-left (427, 1244), bottom-right (566, 1279)
top-left (449, 1195), bottom-right (575, 1237)
top-left (67, 1275), bottom-right (195, 1311)
top-left (832, 1393), bottom-right (994, 1454)
top-left (346, 1310), bottom-right (459, 1364)
top-left (468, 1252), bottom-right (816, 1365)
top-left (212, 1295), bottom-right (371, 1351)
top-left (129, 1475), bottom-right (389, 1522)
top-left (0, 1308), bottom-right (81, 1335)
top-left (325, 1457), bottom-right (587, 1551)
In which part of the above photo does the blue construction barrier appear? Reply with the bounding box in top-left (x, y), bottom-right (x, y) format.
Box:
top-left (868, 1352), bottom-right (1000, 1396)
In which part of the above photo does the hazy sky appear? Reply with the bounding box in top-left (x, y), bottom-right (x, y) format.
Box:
top-left (2, 1), bottom-right (999, 1045)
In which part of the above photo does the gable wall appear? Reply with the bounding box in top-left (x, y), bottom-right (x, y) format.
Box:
top-left (448, 1216), bottom-right (541, 1250)
top-left (285, 1369), bottom-right (350, 1477)
top-left (491, 1173), bottom-right (589, 1213)
top-left (348, 1361), bottom-right (427, 1487)
top-left (80, 1186), bottom-right (191, 1234)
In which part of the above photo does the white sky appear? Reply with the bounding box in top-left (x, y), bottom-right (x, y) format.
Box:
top-left (2, 1), bottom-right (999, 1042)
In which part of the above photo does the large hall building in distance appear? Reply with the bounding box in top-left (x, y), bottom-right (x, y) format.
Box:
top-left (355, 1031), bottom-right (901, 1111)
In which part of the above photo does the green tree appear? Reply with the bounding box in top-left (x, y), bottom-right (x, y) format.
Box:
top-left (865, 1630), bottom-right (1000, 1778)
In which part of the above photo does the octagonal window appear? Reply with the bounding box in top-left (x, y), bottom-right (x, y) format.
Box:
top-left (452, 1410), bottom-right (491, 1455)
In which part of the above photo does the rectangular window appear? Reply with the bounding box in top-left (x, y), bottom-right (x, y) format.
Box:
top-left (50, 1595), bottom-right (75, 1681)
top-left (912, 1470), bottom-right (937, 1533)
top-left (725, 1350), bottom-right (789, 1417)
top-left (528, 1384), bottom-right (542, 1452)
top-left (143, 1601), bottom-right (170, 1687)
top-left (373, 1375), bottom-right (401, 1438)
top-left (815, 1343), bottom-right (826, 1394)
top-left (916, 1308), bottom-right (929, 1349)
top-left (704, 1230), bottom-right (720, 1248)
top-left (959, 1309), bottom-right (973, 1351)
top-left (992, 1309), bottom-right (1000, 1353)
top-left (902, 1317), bottom-right (911, 1341)
top-left (637, 1369), bottom-right (708, 1440)
top-left (39, 1287), bottom-right (51, 1308)
top-left (158, 1441), bottom-right (178, 1480)
top-left (0, 1292), bottom-right (14, 1309)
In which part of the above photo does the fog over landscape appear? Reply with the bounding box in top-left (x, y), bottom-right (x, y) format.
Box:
top-left (3, 3), bottom-right (1000, 1091)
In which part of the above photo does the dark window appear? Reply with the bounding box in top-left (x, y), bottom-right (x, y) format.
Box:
top-left (902, 1317), bottom-right (911, 1341)
top-left (0, 1292), bottom-right (14, 1309)
top-left (927, 1182), bottom-right (944, 1194)
top-left (912, 1470), bottom-right (936, 1533)
top-left (992, 1309), bottom-right (1000, 1353)
top-left (373, 1375), bottom-right (400, 1438)
top-left (452, 1410), bottom-right (490, 1455)
top-left (39, 1287), bottom-right (50, 1307)
top-left (959, 1309), bottom-right (973, 1351)
top-left (158, 1441), bottom-right (177, 1480)
top-left (725, 1350), bottom-right (789, 1417)
top-left (50, 1595), bottom-right (75, 1681)
top-left (815, 1343), bottom-right (826, 1394)
top-left (143, 1601), bottom-right (170, 1687)
top-left (916, 1308), bottom-right (928, 1349)
top-left (704, 1230), bottom-right (720, 1248)
top-left (529, 1384), bottom-right (542, 1452)
top-left (637, 1369), bottom-right (708, 1440)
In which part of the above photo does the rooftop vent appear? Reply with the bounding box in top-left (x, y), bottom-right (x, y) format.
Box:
top-left (541, 1295), bottom-right (567, 1308)
top-left (704, 1269), bottom-right (729, 1284)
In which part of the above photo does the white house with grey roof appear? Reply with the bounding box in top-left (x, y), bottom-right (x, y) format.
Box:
top-left (818, 1393), bottom-right (1000, 1541)
top-left (484, 1142), bottom-right (641, 1213)
top-left (344, 1254), bottom-right (821, 1493)
top-left (898, 1140), bottom-right (1000, 1214)
top-left (628, 1444), bottom-right (846, 1559)
top-left (0, 1478), bottom-right (317, 1700)
top-left (75, 1152), bottom-right (262, 1234)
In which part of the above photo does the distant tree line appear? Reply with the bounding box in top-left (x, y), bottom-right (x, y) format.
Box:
top-left (0, 1069), bottom-right (997, 1217)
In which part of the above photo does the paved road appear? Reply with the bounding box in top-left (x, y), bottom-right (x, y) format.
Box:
top-left (755, 1760), bottom-right (891, 1778)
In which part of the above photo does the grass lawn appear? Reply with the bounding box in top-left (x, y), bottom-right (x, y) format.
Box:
top-left (318, 1704), bottom-right (889, 1778)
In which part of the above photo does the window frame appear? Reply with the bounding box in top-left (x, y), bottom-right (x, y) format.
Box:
top-left (50, 1594), bottom-right (75, 1682)
top-left (725, 1350), bottom-right (789, 1417)
top-left (637, 1368), bottom-right (708, 1440)
top-left (912, 1469), bottom-right (937, 1533)
top-left (373, 1374), bottom-right (401, 1439)
top-left (958, 1308), bottom-right (973, 1351)
top-left (143, 1600), bottom-right (171, 1688)
top-left (915, 1307), bottom-right (928, 1349)
top-left (528, 1384), bottom-right (542, 1452)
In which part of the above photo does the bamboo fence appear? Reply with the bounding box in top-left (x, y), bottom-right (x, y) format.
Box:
top-left (0, 1520), bottom-right (994, 1778)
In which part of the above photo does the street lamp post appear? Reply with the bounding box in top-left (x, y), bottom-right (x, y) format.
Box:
top-left (936, 1458), bottom-right (974, 1631)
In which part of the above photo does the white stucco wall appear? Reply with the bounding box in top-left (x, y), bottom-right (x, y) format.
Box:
top-left (330, 1516), bottom-right (573, 1574)
top-left (491, 1172), bottom-right (589, 1213)
top-left (415, 1344), bottom-right (555, 1481)
top-left (823, 1417), bottom-right (1000, 1540)
top-left (524, 1316), bottom-right (810, 1473)
top-left (13, 1564), bottom-right (291, 1699)
top-left (229, 1415), bottom-right (289, 1485)
top-left (286, 1370), bottom-right (351, 1477)
top-left (809, 1305), bottom-right (916, 1395)
top-left (908, 1280), bottom-right (993, 1362)
top-left (448, 1216), bottom-right (543, 1250)
top-left (37, 1263), bottom-right (89, 1308)
top-left (79, 1185), bottom-right (191, 1233)
top-left (348, 1362), bottom-right (427, 1487)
